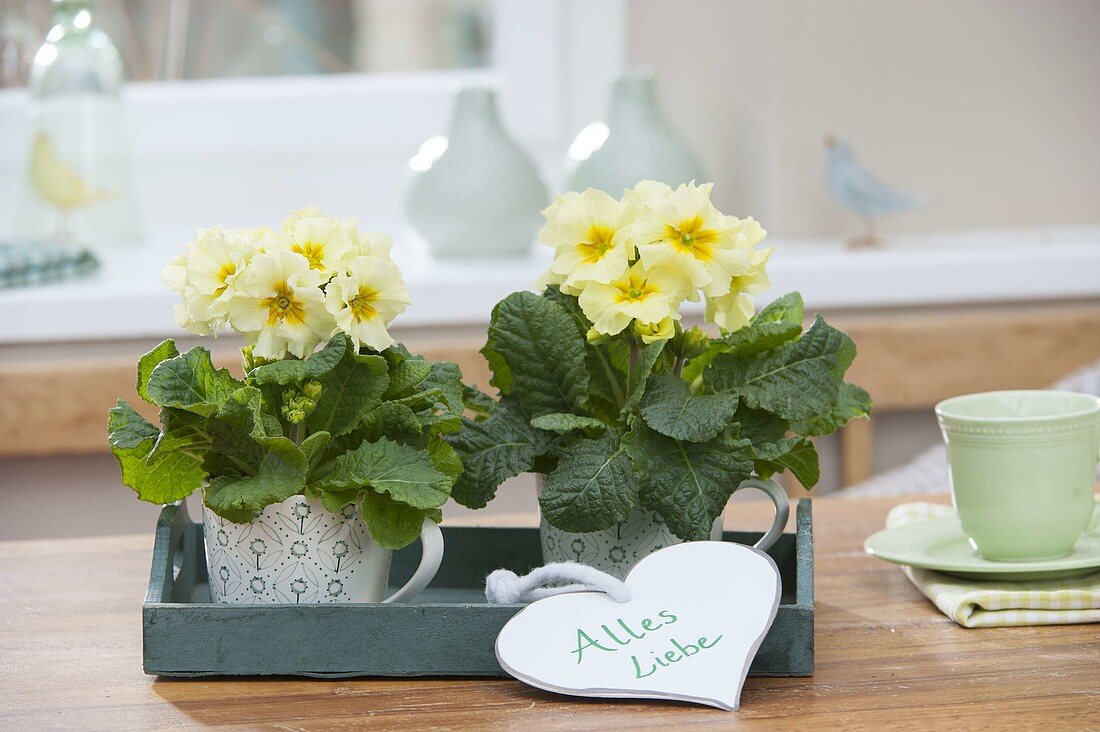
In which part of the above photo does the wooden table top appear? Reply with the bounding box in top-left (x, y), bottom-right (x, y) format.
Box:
top-left (2, 494), bottom-right (1098, 730)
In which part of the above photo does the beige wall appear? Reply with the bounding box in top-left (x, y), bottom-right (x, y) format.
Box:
top-left (629, 0), bottom-right (1100, 238)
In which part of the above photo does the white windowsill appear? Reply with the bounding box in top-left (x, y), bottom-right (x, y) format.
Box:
top-left (1, 225), bottom-right (1097, 346)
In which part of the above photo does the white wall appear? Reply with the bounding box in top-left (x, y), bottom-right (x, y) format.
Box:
top-left (628, 0), bottom-right (1100, 238)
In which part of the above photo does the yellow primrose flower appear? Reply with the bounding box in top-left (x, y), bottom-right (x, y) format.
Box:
top-left (634, 316), bottom-right (676, 344)
top-left (273, 215), bottom-right (355, 277)
top-left (533, 264), bottom-right (570, 294)
top-left (185, 228), bottom-right (257, 301)
top-left (280, 206), bottom-right (325, 232)
top-left (161, 229), bottom-right (259, 335)
top-left (350, 229), bottom-right (395, 260)
top-left (705, 246), bottom-right (773, 332)
top-left (163, 253), bottom-right (214, 335)
top-left (325, 255), bottom-right (411, 351)
top-left (228, 250), bottom-right (334, 359)
top-left (622, 179), bottom-right (673, 211)
top-left (540, 189), bottom-right (635, 291)
top-left (632, 181), bottom-right (751, 298)
top-left (161, 252), bottom-right (187, 293)
top-left (578, 262), bottom-right (690, 336)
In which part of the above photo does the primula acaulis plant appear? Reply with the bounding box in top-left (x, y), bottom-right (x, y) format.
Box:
top-left (448, 182), bottom-right (870, 541)
top-left (107, 209), bottom-right (467, 549)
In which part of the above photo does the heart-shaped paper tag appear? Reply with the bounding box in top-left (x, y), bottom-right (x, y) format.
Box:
top-left (495, 541), bottom-right (782, 711)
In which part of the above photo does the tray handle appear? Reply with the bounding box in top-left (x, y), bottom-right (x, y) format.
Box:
top-left (145, 501), bottom-right (198, 604)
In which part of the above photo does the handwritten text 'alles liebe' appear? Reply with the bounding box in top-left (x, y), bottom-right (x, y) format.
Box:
top-left (571, 609), bottom-right (723, 679)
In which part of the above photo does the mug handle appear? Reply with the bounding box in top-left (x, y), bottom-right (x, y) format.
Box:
top-left (383, 519), bottom-right (445, 604)
top-left (732, 478), bottom-right (790, 552)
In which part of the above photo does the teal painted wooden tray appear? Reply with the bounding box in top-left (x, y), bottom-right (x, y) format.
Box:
top-left (143, 499), bottom-right (813, 678)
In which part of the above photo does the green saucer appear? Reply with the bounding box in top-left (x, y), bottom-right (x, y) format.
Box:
top-left (864, 514), bottom-right (1100, 581)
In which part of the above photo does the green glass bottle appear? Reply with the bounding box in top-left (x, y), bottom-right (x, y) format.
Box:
top-left (16, 0), bottom-right (142, 248)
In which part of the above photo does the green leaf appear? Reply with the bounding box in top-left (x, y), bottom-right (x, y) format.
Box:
top-left (721, 319), bottom-right (803, 359)
top-left (319, 437), bottom-right (450, 509)
top-left (216, 386), bottom-right (281, 438)
top-left (312, 487), bottom-right (361, 516)
top-left (137, 340), bottom-right (179, 403)
top-left (383, 357), bottom-right (432, 400)
top-left (421, 361), bottom-right (466, 415)
top-left (731, 405), bottom-right (790, 444)
top-left (462, 385), bottom-right (497, 420)
top-left (706, 317), bottom-right (855, 422)
top-left (543, 288), bottom-right (627, 409)
top-left (106, 400), bottom-right (159, 449)
top-left (639, 374), bottom-right (740, 442)
top-left (539, 431), bottom-right (637, 533)
top-left (304, 339), bottom-right (389, 436)
top-left (108, 401), bottom-right (206, 504)
top-left (418, 411), bottom-right (462, 435)
top-left (620, 340), bottom-right (667, 415)
top-left (428, 436), bottom-right (463, 484)
top-left (482, 347), bottom-right (514, 395)
top-left (446, 399), bottom-right (550, 509)
top-left (248, 334), bottom-right (346, 385)
top-left (792, 382), bottom-right (872, 437)
top-left (203, 436), bottom-right (308, 520)
top-left (752, 436), bottom-right (820, 488)
top-left (482, 291), bottom-right (589, 416)
top-left (755, 292), bottom-right (804, 325)
top-left (356, 401), bottom-right (422, 442)
top-left (146, 347), bottom-right (242, 416)
top-left (623, 423), bottom-right (754, 541)
top-left (299, 431), bottom-right (331, 473)
top-left (684, 293), bottom-right (805, 384)
top-left (361, 489), bottom-right (426, 550)
top-left (392, 387), bottom-right (446, 413)
top-left (147, 408), bottom-right (211, 463)
top-left (530, 413), bottom-right (607, 434)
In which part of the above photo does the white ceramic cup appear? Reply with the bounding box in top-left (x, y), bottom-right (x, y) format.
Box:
top-left (202, 493), bottom-right (443, 604)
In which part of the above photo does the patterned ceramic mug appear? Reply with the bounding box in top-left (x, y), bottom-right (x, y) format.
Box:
top-left (202, 493), bottom-right (443, 604)
top-left (539, 477), bottom-right (790, 579)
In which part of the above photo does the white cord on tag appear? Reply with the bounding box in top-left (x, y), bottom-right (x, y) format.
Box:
top-left (485, 562), bottom-right (631, 604)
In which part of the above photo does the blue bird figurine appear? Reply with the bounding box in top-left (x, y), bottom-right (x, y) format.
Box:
top-left (825, 135), bottom-right (924, 248)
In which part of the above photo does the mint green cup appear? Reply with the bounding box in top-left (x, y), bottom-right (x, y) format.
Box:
top-left (936, 391), bottom-right (1100, 562)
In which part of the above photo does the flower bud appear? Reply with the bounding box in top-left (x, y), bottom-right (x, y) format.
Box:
top-left (281, 404), bottom-right (307, 424)
top-left (586, 327), bottom-right (613, 345)
top-left (675, 326), bottom-right (712, 359)
top-left (302, 380), bottom-right (323, 400)
top-left (634, 317), bottom-right (675, 345)
top-left (241, 343), bottom-right (278, 373)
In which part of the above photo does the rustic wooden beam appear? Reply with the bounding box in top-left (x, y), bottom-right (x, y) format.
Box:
top-left (2, 304), bottom-right (1097, 459)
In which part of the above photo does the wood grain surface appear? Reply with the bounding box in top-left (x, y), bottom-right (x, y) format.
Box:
top-left (1, 495), bottom-right (1098, 730)
top-left (5, 303), bottom-right (1100, 470)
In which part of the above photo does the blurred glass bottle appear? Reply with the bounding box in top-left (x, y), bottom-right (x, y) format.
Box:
top-left (16, 0), bottom-right (142, 248)
top-left (0, 0), bottom-right (40, 87)
top-left (565, 69), bottom-right (704, 195)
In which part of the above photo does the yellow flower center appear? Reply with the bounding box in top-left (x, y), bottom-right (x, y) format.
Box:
top-left (616, 273), bottom-right (658, 303)
top-left (348, 287), bottom-right (379, 322)
top-left (665, 216), bottom-right (718, 261)
top-left (214, 262), bottom-right (236, 296)
top-left (292, 241), bottom-right (326, 270)
top-left (576, 224), bottom-right (617, 264)
top-left (262, 282), bottom-right (305, 326)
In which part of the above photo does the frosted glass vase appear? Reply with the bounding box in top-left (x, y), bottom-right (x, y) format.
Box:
top-left (566, 70), bottom-right (704, 195)
top-left (405, 87), bottom-right (548, 258)
top-left (16, 0), bottom-right (142, 249)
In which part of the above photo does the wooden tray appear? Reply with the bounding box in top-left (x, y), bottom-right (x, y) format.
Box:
top-left (143, 499), bottom-right (814, 678)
